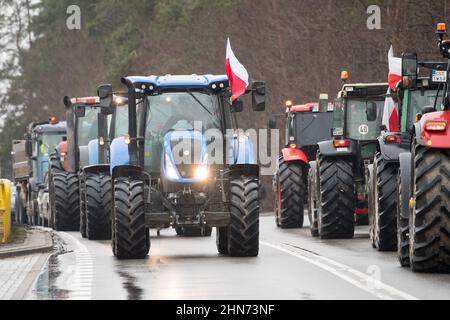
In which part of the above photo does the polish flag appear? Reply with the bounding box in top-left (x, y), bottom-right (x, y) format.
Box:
top-left (225, 38), bottom-right (249, 102)
top-left (388, 45), bottom-right (402, 91)
top-left (382, 88), bottom-right (399, 132)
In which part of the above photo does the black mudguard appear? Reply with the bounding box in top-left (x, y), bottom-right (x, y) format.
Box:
top-left (398, 152), bottom-right (412, 215)
top-left (83, 164), bottom-right (110, 175)
top-left (376, 136), bottom-right (405, 163)
top-left (112, 165), bottom-right (143, 182)
top-left (229, 164), bottom-right (260, 178)
top-left (317, 140), bottom-right (355, 157)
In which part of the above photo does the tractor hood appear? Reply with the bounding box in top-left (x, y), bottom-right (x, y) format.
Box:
top-left (161, 130), bottom-right (208, 183)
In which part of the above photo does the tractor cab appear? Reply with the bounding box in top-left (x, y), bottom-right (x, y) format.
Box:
top-left (28, 119), bottom-right (67, 185)
top-left (331, 82), bottom-right (388, 160)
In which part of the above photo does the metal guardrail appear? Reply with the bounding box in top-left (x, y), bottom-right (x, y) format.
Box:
top-left (0, 179), bottom-right (11, 244)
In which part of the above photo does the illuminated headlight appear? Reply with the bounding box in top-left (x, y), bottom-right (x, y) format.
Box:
top-left (99, 137), bottom-right (105, 146)
top-left (60, 152), bottom-right (67, 157)
top-left (219, 83), bottom-right (224, 88)
top-left (115, 96), bottom-right (124, 104)
top-left (165, 153), bottom-right (179, 180)
top-left (141, 84), bottom-right (146, 90)
top-left (212, 84), bottom-right (217, 89)
top-left (194, 165), bottom-right (209, 181)
top-left (124, 134), bottom-right (131, 145)
top-left (238, 134), bottom-right (246, 144)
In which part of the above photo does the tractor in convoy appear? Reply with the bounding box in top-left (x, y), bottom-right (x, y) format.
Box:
top-left (99, 74), bottom-right (266, 259)
top-left (47, 95), bottom-right (123, 238)
top-left (308, 73), bottom-right (388, 239)
top-left (269, 95), bottom-right (334, 231)
top-left (12, 118), bottom-right (66, 226)
top-left (395, 23), bottom-right (450, 272)
top-left (368, 57), bottom-right (445, 253)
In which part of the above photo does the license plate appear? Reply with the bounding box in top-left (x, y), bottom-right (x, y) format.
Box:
top-left (432, 70), bottom-right (447, 83)
top-left (337, 147), bottom-right (349, 152)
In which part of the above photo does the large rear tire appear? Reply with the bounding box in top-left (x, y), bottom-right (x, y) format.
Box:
top-left (275, 159), bottom-right (306, 228)
top-left (86, 172), bottom-right (112, 240)
top-left (371, 152), bottom-right (398, 251)
top-left (52, 172), bottom-right (80, 231)
top-left (410, 146), bottom-right (450, 272)
top-left (113, 177), bottom-right (149, 259)
top-left (228, 175), bottom-right (260, 257)
top-left (318, 155), bottom-right (355, 239)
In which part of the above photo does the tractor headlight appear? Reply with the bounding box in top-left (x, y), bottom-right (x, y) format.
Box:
top-left (193, 165), bottom-right (209, 181)
top-left (165, 153), bottom-right (179, 180)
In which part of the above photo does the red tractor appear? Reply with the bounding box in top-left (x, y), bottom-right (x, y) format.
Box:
top-left (269, 95), bottom-right (333, 229)
top-left (397, 23), bottom-right (450, 272)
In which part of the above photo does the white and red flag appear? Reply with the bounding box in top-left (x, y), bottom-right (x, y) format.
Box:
top-left (382, 88), bottom-right (399, 132)
top-left (388, 45), bottom-right (402, 91)
top-left (225, 38), bottom-right (249, 102)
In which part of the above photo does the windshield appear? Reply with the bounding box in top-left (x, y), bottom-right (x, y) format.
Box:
top-left (77, 106), bottom-right (99, 146)
top-left (113, 105), bottom-right (128, 138)
top-left (346, 99), bottom-right (384, 140)
top-left (408, 88), bottom-right (444, 122)
top-left (38, 132), bottom-right (66, 156)
top-left (144, 91), bottom-right (221, 173)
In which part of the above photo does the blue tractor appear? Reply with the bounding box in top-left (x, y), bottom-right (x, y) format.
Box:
top-left (12, 119), bottom-right (67, 226)
top-left (100, 74), bottom-right (266, 259)
top-left (48, 95), bottom-right (127, 237)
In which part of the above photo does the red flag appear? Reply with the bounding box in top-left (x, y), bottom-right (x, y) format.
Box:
top-left (225, 38), bottom-right (249, 102)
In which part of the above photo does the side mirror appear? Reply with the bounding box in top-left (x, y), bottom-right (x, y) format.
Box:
top-left (231, 99), bottom-right (243, 113)
top-left (402, 52), bottom-right (417, 89)
top-left (252, 81), bottom-right (266, 112)
top-left (25, 139), bottom-right (32, 157)
top-left (366, 101), bottom-right (378, 122)
top-left (98, 84), bottom-right (114, 114)
top-left (268, 115), bottom-right (277, 129)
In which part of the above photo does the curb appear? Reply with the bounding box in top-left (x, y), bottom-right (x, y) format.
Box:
top-left (0, 229), bottom-right (54, 259)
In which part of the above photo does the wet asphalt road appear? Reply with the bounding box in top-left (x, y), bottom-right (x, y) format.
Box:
top-left (27, 215), bottom-right (450, 300)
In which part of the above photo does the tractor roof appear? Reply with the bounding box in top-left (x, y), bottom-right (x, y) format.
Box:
top-left (32, 121), bottom-right (67, 134)
top-left (339, 82), bottom-right (388, 98)
top-left (125, 75), bottom-right (229, 89)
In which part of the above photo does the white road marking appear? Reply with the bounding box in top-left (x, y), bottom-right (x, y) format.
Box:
top-left (260, 241), bottom-right (418, 300)
top-left (59, 232), bottom-right (93, 300)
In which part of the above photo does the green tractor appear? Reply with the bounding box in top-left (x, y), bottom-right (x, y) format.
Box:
top-left (309, 75), bottom-right (388, 239)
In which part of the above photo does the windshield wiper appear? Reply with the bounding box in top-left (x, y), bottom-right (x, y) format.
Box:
top-left (185, 89), bottom-right (213, 116)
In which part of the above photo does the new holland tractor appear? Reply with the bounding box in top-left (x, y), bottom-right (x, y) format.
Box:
top-left (368, 57), bottom-right (445, 253)
top-left (48, 95), bottom-right (120, 237)
top-left (308, 74), bottom-right (388, 239)
top-left (100, 74), bottom-right (266, 259)
top-left (396, 23), bottom-right (450, 272)
top-left (269, 95), bottom-right (333, 230)
top-left (12, 118), bottom-right (66, 226)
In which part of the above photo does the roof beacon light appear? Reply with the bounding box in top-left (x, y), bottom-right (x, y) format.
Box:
top-left (49, 116), bottom-right (57, 124)
top-left (341, 71), bottom-right (349, 82)
top-left (437, 23), bottom-right (447, 33)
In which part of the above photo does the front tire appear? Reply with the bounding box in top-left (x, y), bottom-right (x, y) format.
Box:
top-left (228, 175), bottom-right (260, 257)
top-left (410, 146), bottom-right (450, 272)
top-left (318, 155), bottom-right (355, 239)
top-left (52, 172), bottom-right (80, 231)
top-left (113, 177), bottom-right (149, 259)
top-left (86, 172), bottom-right (112, 240)
top-left (371, 153), bottom-right (398, 251)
